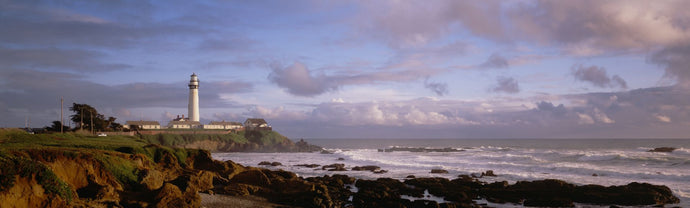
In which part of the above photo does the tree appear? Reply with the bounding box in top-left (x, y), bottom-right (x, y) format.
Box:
top-left (45, 121), bottom-right (69, 132)
top-left (69, 103), bottom-right (110, 132)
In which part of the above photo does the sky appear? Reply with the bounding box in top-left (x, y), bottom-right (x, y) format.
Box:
top-left (2, 0), bottom-right (690, 138)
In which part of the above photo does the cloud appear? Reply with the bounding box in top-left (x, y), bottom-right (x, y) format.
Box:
top-left (269, 62), bottom-right (445, 97)
top-left (198, 37), bottom-right (257, 52)
top-left (491, 77), bottom-right (520, 94)
top-left (424, 79), bottom-right (449, 96)
top-left (268, 62), bottom-right (337, 96)
top-left (577, 113), bottom-right (595, 125)
top-left (0, 69), bottom-right (252, 127)
top-left (0, 47), bottom-right (132, 72)
top-left (535, 101), bottom-right (567, 117)
top-left (357, 0), bottom-right (504, 48)
top-left (649, 43), bottom-right (690, 87)
top-left (508, 1), bottom-right (690, 54)
top-left (479, 54), bottom-right (509, 69)
top-left (572, 64), bottom-right (627, 89)
top-left (655, 114), bottom-right (671, 123)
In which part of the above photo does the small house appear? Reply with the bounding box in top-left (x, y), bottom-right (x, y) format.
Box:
top-left (124, 121), bottom-right (161, 130)
top-left (244, 118), bottom-right (271, 131)
top-left (205, 121), bottom-right (243, 130)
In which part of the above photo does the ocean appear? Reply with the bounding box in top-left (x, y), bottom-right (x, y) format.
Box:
top-left (213, 138), bottom-right (690, 207)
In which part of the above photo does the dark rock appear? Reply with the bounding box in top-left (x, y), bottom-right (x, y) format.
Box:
top-left (322, 163), bottom-right (346, 171)
top-left (431, 169), bottom-right (449, 174)
top-left (412, 199), bottom-right (439, 208)
top-left (352, 165), bottom-right (381, 172)
top-left (321, 150), bottom-right (334, 154)
top-left (481, 170), bottom-right (496, 177)
top-left (649, 147), bottom-right (676, 152)
top-left (406, 175), bottom-right (416, 179)
top-left (295, 164), bottom-right (320, 168)
top-left (270, 162), bottom-right (282, 166)
top-left (337, 157), bottom-right (345, 161)
top-left (592, 173), bottom-right (598, 176)
top-left (258, 161), bottom-right (272, 166)
top-left (572, 182), bottom-right (680, 205)
top-left (353, 178), bottom-right (424, 207)
top-left (230, 169), bottom-right (271, 187)
top-left (373, 169), bottom-right (388, 174)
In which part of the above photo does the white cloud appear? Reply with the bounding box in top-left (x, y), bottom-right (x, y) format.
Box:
top-left (593, 108), bottom-right (615, 124)
top-left (577, 113), bottom-right (595, 125)
top-left (656, 114), bottom-right (672, 123)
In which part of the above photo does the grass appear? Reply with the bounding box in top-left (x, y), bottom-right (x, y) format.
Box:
top-left (140, 132), bottom-right (250, 147)
top-left (0, 128), bottom-right (293, 203)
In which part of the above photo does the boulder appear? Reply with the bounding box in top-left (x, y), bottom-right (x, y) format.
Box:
top-left (258, 161), bottom-right (272, 166)
top-left (431, 169), bottom-right (449, 174)
top-left (322, 163), bottom-right (346, 171)
top-left (138, 169), bottom-right (164, 191)
top-left (153, 183), bottom-right (187, 208)
top-left (648, 147), bottom-right (676, 152)
top-left (481, 170), bottom-right (497, 177)
top-left (352, 165), bottom-right (381, 172)
top-left (229, 169), bottom-right (271, 187)
top-left (295, 164), bottom-right (320, 168)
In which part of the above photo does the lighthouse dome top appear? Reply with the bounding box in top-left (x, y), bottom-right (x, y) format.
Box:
top-left (190, 73), bottom-right (198, 81)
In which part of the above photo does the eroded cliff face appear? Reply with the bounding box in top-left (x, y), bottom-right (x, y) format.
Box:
top-left (0, 145), bottom-right (334, 208)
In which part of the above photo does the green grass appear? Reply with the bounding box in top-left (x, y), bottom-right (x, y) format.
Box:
top-left (244, 130), bottom-right (289, 146)
top-left (93, 153), bottom-right (139, 186)
top-left (140, 132), bottom-right (250, 147)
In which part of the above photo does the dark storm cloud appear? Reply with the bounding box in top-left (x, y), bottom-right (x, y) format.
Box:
top-left (491, 77), bottom-right (520, 94)
top-left (572, 65), bottom-right (627, 89)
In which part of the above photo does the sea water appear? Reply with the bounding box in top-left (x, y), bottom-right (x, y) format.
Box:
top-left (213, 138), bottom-right (690, 207)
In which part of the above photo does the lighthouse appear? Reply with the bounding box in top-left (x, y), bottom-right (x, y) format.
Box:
top-left (188, 73), bottom-right (200, 122)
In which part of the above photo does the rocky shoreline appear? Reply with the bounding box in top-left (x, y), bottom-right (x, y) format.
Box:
top-left (0, 146), bottom-right (680, 207)
top-left (0, 129), bottom-right (682, 208)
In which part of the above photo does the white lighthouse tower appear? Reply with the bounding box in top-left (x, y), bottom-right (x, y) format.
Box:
top-left (188, 73), bottom-right (200, 122)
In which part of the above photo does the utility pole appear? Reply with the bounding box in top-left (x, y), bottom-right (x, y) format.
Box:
top-left (60, 97), bottom-right (63, 134)
top-left (80, 107), bottom-right (83, 131)
top-left (90, 111), bottom-right (94, 135)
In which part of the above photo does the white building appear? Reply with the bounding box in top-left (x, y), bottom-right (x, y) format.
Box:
top-left (244, 118), bottom-right (271, 131)
top-left (124, 121), bottom-right (161, 130)
top-left (205, 121), bottom-right (243, 130)
top-left (167, 120), bottom-right (202, 129)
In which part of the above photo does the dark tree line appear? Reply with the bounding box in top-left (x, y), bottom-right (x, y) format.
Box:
top-left (44, 103), bottom-right (123, 133)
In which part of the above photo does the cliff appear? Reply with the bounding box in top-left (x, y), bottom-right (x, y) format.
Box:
top-left (139, 130), bottom-right (322, 152)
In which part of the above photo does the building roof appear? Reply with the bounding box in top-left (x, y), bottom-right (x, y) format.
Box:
top-left (168, 120), bottom-right (201, 125)
top-left (209, 121), bottom-right (242, 125)
top-left (125, 121), bottom-right (160, 125)
top-left (244, 118), bottom-right (267, 125)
